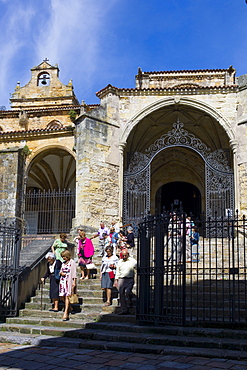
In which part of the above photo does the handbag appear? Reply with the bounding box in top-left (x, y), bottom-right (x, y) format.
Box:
top-left (86, 262), bottom-right (96, 270)
top-left (68, 293), bottom-right (79, 304)
top-left (108, 270), bottom-right (115, 279)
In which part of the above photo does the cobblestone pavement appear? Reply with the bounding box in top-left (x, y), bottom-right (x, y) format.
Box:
top-left (0, 343), bottom-right (247, 370)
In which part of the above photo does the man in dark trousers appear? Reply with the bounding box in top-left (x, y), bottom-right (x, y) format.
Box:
top-left (114, 249), bottom-right (137, 315)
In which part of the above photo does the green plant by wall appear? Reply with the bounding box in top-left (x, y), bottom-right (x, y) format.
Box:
top-left (22, 145), bottom-right (31, 156)
top-left (69, 110), bottom-right (77, 122)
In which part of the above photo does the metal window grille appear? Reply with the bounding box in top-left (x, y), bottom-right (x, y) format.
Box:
top-left (24, 189), bottom-right (75, 234)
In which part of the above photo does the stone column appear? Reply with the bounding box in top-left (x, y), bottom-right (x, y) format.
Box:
top-left (230, 139), bottom-right (239, 213)
top-left (119, 142), bottom-right (126, 224)
top-left (0, 147), bottom-right (25, 221)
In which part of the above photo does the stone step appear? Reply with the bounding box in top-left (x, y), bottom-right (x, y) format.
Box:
top-left (1, 331), bottom-right (247, 360)
top-left (62, 326), bottom-right (247, 352)
top-left (86, 321), bottom-right (245, 337)
top-left (27, 295), bottom-right (246, 312)
top-left (3, 312), bottom-right (136, 331)
top-left (30, 296), bottom-right (110, 305)
top-left (75, 339), bottom-right (247, 359)
top-left (25, 299), bottom-right (120, 311)
top-left (2, 320), bottom-right (247, 359)
top-left (3, 317), bottom-right (92, 330)
top-left (35, 289), bottom-right (110, 298)
top-left (18, 304), bottom-right (114, 317)
top-left (0, 323), bottom-right (80, 336)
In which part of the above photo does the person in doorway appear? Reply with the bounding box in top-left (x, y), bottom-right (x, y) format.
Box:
top-left (124, 226), bottom-right (135, 251)
top-left (190, 226), bottom-right (200, 262)
top-left (100, 246), bottom-right (119, 306)
top-left (168, 213), bottom-right (183, 263)
top-left (59, 250), bottom-right (77, 321)
top-left (41, 252), bottom-right (62, 312)
top-left (186, 216), bottom-right (195, 262)
top-left (114, 249), bottom-right (137, 315)
top-left (51, 233), bottom-right (68, 262)
top-left (77, 230), bottom-right (94, 280)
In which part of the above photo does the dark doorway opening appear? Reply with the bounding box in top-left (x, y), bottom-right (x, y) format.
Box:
top-left (156, 181), bottom-right (201, 218)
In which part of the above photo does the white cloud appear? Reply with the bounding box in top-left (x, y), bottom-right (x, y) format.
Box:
top-left (0, 0), bottom-right (118, 107)
top-left (36, 0), bottom-right (117, 88)
top-left (0, 1), bottom-right (35, 107)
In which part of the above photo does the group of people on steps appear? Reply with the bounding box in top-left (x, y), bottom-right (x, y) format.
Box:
top-left (41, 220), bottom-right (137, 320)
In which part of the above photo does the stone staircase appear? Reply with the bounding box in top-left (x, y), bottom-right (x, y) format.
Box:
top-left (0, 255), bottom-right (136, 340)
top-left (1, 253), bottom-right (247, 359)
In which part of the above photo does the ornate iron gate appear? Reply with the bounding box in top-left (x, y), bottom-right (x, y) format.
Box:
top-left (0, 219), bottom-right (22, 318)
top-left (24, 189), bottom-right (75, 234)
top-left (123, 120), bottom-right (234, 226)
top-left (137, 211), bottom-right (247, 326)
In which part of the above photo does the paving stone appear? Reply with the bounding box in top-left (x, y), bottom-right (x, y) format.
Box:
top-left (118, 363), bottom-right (143, 369)
top-left (140, 358), bottom-right (165, 366)
top-left (105, 359), bottom-right (128, 367)
top-left (7, 359), bottom-right (45, 369)
top-left (74, 364), bottom-right (105, 370)
top-left (33, 365), bottom-right (58, 370)
top-left (157, 361), bottom-right (194, 369)
top-left (206, 360), bottom-right (234, 368)
top-left (0, 357), bottom-right (19, 366)
top-left (186, 366), bottom-right (211, 370)
top-left (67, 354), bottom-right (94, 361)
top-left (85, 357), bottom-right (109, 364)
top-left (184, 357), bottom-right (211, 365)
top-left (124, 355), bottom-right (146, 363)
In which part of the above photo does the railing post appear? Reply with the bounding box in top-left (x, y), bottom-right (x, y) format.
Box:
top-left (137, 217), bottom-right (151, 323)
top-left (154, 215), bottom-right (164, 323)
top-left (182, 212), bottom-right (187, 326)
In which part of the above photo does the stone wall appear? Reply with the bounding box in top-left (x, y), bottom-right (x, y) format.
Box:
top-left (74, 112), bottom-right (120, 232)
top-left (0, 147), bottom-right (25, 219)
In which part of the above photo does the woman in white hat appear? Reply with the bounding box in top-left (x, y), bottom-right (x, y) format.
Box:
top-left (41, 252), bottom-right (62, 312)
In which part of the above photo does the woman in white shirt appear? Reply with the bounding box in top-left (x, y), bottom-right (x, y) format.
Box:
top-left (100, 246), bottom-right (118, 306)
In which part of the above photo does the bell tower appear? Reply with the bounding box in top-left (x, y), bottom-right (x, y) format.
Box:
top-left (10, 59), bottom-right (79, 109)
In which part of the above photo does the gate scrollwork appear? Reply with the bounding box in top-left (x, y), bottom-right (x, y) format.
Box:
top-left (123, 120), bottom-right (234, 224)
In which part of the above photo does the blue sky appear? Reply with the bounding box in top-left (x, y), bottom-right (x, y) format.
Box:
top-left (0, 0), bottom-right (247, 109)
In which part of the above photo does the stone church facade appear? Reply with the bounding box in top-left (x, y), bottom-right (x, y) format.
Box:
top-left (0, 60), bottom-right (247, 234)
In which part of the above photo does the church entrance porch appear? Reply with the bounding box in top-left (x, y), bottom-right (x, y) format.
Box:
top-left (123, 103), bottom-right (234, 227)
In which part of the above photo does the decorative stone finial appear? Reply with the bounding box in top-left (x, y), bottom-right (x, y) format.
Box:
top-left (67, 79), bottom-right (73, 87)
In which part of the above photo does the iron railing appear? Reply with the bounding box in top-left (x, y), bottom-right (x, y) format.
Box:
top-left (137, 211), bottom-right (247, 326)
top-left (0, 219), bottom-right (22, 318)
top-left (24, 189), bottom-right (75, 234)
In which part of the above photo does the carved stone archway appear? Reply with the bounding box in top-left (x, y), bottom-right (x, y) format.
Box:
top-left (123, 120), bottom-right (234, 226)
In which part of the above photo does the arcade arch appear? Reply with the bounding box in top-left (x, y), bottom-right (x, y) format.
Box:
top-left (25, 147), bottom-right (76, 234)
top-left (26, 147), bottom-right (75, 192)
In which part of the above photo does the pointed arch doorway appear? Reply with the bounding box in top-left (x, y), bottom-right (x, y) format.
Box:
top-left (156, 182), bottom-right (202, 218)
